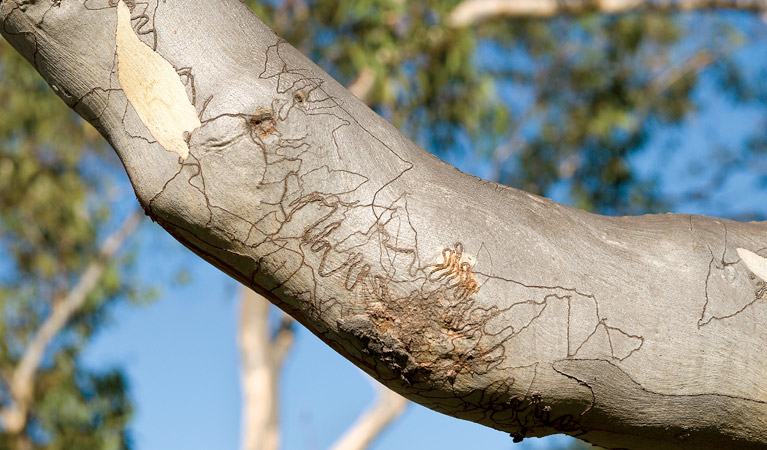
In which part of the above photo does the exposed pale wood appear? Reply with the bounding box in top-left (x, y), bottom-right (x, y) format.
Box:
top-left (115, 0), bottom-right (200, 159)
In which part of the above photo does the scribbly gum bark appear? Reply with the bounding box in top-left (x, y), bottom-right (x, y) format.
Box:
top-left (2, 1), bottom-right (767, 448)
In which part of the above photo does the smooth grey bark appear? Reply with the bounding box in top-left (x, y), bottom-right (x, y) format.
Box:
top-left (1, 1), bottom-right (766, 448)
top-left (238, 65), bottom-right (401, 450)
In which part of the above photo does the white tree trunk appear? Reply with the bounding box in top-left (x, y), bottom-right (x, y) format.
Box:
top-left (239, 287), bottom-right (287, 450)
top-left (448, 0), bottom-right (767, 26)
top-left (2, 1), bottom-right (766, 448)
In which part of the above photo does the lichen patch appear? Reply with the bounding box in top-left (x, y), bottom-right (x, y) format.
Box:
top-left (115, 0), bottom-right (200, 159)
top-left (736, 247), bottom-right (767, 283)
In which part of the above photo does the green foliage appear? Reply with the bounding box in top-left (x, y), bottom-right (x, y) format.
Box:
top-left (8, 355), bottom-right (132, 450)
top-left (0, 38), bottom-right (147, 447)
top-left (487, 13), bottom-right (697, 214)
top-left (247, 0), bottom-right (507, 162)
top-left (246, 1), bottom-right (763, 216)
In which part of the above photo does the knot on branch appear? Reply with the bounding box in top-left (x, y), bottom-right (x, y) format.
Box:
top-left (249, 108), bottom-right (276, 138)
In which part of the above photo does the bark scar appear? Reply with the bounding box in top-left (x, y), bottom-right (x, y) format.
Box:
top-left (115, 0), bottom-right (200, 159)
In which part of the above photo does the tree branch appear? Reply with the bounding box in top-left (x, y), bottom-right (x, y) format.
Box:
top-left (347, 66), bottom-right (376, 105)
top-left (0, 208), bottom-right (142, 434)
top-left (447, 0), bottom-right (767, 26)
top-left (2, 2), bottom-right (766, 448)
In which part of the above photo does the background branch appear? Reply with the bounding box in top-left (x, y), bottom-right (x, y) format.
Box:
top-left (329, 379), bottom-right (409, 450)
top-left (0, 208), bottom-right (143, 434)
top-left (347, 66), bottom-right (377, 105)
top-left (448, 0), bottom-right (767, 26)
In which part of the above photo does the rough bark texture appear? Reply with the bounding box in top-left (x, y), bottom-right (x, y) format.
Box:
top-left (448, 0), bottom-right (767, 26)
top-left (1, 1), bottom-right (766, 448)
top-left (239, 286), bottom-right (405, 450)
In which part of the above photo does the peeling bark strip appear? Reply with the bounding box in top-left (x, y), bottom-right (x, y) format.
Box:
top-left (737, 247), bottom-right (767, 282)
top-left (115, 0), bottom-right (199, 159)
top-left (2, 1), bottom-right (767, 448)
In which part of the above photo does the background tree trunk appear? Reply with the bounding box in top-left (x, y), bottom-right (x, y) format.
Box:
top-left (239, 288), bottom-right (290, 450)
top-left (2, 1), bottom-right (766, 448)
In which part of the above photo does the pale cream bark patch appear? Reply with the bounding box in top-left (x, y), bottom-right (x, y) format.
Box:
top-left (736, 247), bottom-right (767, 283)
top-left (115, 0), bottom-right (200, 159)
